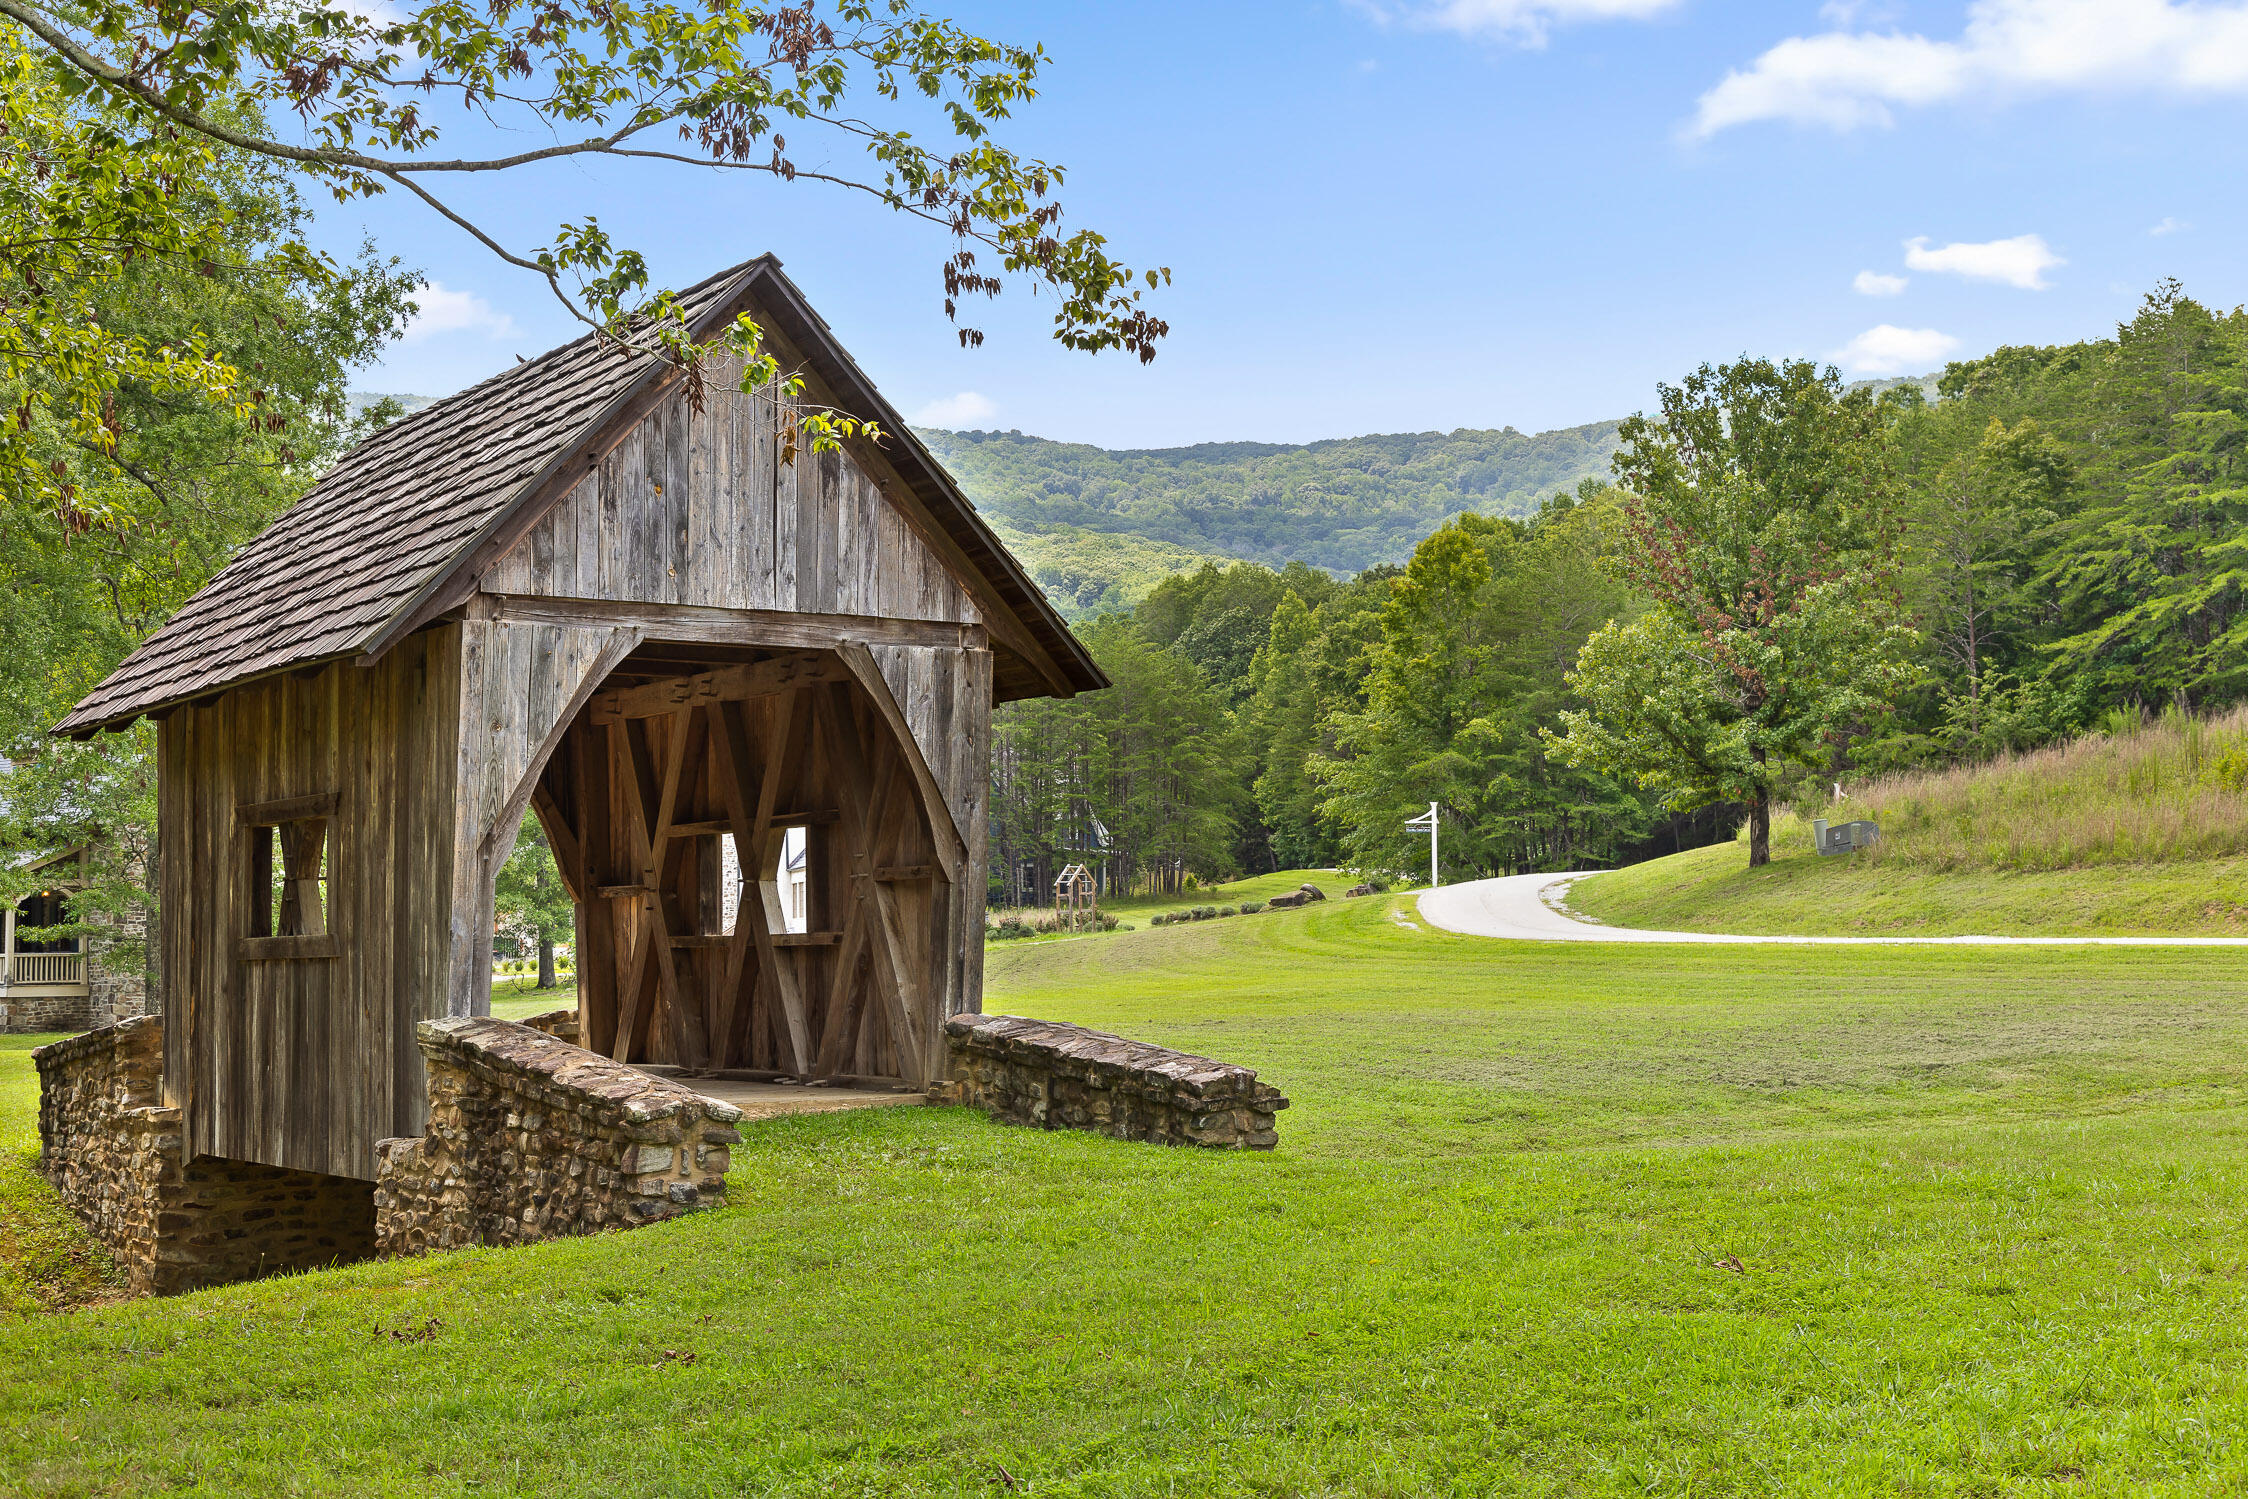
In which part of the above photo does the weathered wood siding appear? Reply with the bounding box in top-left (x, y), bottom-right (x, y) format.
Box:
top-left (867, 642), bottom-right (993, 1044)
top-left (158, 628), bottom-right (461, 1181)
top-left (482, 361), bottom-right (979, 628)
top-left (447, 611), bottom-right (643, 1017)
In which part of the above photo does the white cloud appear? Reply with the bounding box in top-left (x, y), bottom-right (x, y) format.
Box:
top-left (1351, 0), bottom-right (1679, 45)
top-left (2150, 215), bottom-right (2191, 236)
top-left (909, 391), bottom-right (998, 428)
top-left (1692, 0), bottom-right (2248, 137)
top-left (1853, 269), bottom-right (1909, 296)
top-left (1832, 324), bottom-right (1960, 375)
top-left (1903, 233), bottom-right (2062, 289)
top-left (398, 282), bottom-right (518, 343)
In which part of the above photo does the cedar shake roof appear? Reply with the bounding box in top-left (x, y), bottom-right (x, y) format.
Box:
top-left (56, 256), bottom-right (1104, 736)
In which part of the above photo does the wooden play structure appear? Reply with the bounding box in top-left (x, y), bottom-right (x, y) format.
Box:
top-left (55, 256), bottom-right (1105, 1183)
top-left (1053, 863), bottom-right (1098, 932)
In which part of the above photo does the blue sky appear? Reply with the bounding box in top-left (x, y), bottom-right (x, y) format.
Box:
top-left (332, 1), bottom-right (2248, 448)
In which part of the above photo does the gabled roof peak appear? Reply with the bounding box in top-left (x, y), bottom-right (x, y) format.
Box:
top-left (58, 256), bottom-right (1098, 735)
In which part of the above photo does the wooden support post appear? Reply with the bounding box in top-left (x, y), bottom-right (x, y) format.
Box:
top-left (817, 685), bottom-right (927, 1086)
top-left (834, 643), bottom-right (964, 883)
top-left (710, 693), bottom-right (812, 1073)
top-left (577, 723), bottom-right (620, 1055)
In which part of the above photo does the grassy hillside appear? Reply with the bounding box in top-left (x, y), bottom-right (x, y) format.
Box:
top-left (1836, 704), bottom-right (2248, 870)
top-left (986, 522), bottom-right (1235, 620)
top-left (12, 904), bottom-right (2248, 1490)
top-left (1568, 818), bottom-right (2248, 936)
top-left (922, 421), bottom-right (1620, 579)
top-left (1571, 707), bottom-right (2248, 936)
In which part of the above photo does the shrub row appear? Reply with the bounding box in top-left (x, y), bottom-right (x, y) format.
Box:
top-left (1149, 900), bottom-right (1265, 926)
top-left (985, 911), bottom-right (1122, 943)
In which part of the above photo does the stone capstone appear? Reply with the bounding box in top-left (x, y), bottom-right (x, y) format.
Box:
top-left (1265, 882), bottom-right (1329, 909)
top-left (371, 1015), bottom-right (741, 1256)
top-left (941, 1013), bottom-right (1287, 1150)
top-left (516, 1008), bottom-right (581, 1044)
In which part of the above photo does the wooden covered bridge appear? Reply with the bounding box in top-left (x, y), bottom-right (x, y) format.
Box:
top-left (54, 256), bottom-right (1105, 1186)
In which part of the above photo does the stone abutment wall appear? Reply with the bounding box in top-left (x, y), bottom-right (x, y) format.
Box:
top-left (943, 1014), bottom-right (1288, 1149)
top-left (34, 1017), bottom-right (374, 1295)
top-left (373, 1016), bottom-right (740, 1255)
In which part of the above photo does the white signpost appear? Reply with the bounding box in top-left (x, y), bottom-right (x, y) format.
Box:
top-left (1404, 801), bottom-right (1440, 888)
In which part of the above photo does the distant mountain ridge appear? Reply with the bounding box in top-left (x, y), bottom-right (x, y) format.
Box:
top-left (918, 421), bottom-right (1626, 617)
top-left (355, 385), bottom-right (1929, 619)
top-left (919, 422), bottom-right (1621, 573)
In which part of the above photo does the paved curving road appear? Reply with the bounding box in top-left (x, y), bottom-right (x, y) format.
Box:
top-left (1416, 871), bottom-right (2248, 946)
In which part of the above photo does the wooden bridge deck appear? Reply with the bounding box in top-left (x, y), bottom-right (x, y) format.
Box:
top-left (632, 1066), bottom-right (928, 1122)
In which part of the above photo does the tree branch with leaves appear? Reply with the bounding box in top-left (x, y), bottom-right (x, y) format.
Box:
top-left (0, 0), bottom-right (1168, 514)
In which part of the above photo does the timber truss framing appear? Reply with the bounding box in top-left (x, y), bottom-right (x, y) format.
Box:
top-left (529, 646), bottom-right (951, 1087)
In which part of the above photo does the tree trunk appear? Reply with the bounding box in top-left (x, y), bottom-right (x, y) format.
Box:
top-left (1748, 789), bottom-right (1771, 868)
top-left (537, 937), bottom-right (556, 990)
top-left (1964, 580), bottom-right (1982, 733)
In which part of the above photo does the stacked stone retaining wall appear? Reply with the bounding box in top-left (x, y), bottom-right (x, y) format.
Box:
top-left (34, 1017), bottom-right (374, 1295)
top-left (4, 990), bottom-right (106, 1035)
top-left (943, 1014), bottom-right (1287, 1149)
top-left (373, 1016), bottom-right (740, 1255)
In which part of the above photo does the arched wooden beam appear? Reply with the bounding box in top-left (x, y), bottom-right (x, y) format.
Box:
top-left (833, 641), bottom-right (964, 884)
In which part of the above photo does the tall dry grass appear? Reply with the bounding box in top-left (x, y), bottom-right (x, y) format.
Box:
top-left (1818, 704), bottom-right (2248, 871)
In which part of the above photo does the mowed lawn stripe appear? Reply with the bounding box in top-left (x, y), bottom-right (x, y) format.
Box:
top-left (2, 897), bottom-right (2246, 1494)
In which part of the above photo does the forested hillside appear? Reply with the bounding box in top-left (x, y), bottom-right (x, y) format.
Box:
top-left (923, 421), bottom-right (1621, 614)
top-left (1870, 279), bottom-right (2248, 765)
top-left (990, 283), bottom-right (2248, 896)
top-left (983, 525), bottom-right (1236, 620)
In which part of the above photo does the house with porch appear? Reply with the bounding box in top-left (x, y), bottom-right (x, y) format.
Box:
top-left (0, 846), bottom-right (150, 1034)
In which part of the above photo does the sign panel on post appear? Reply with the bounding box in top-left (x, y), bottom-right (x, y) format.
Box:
top-left (1404, 802), bottom-right (1439, 888)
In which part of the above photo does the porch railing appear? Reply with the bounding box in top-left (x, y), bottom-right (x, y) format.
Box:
top-left (6, 952), bottom-right (86, 987)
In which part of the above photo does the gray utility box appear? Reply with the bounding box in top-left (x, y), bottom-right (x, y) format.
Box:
top-left (1812, 818), bottom-right (1879, 856)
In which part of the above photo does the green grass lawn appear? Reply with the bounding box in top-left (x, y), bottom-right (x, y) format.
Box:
top-left (0, 1035), bottom-right (122, 1316)
top-left (11, 898), bottom-right (2248, 1492)
top-left (490, 978), bottom-right (578, 1020)
top-left (1570, 827), bottom-right (2248, 936)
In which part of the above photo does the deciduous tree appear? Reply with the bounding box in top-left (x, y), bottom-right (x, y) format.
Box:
top-left (1546, 358), bottom-right (1915, 867)
top-left (0, 138), bottom-right (409, 968)
top-left (496, 820), bottom-right (575, 988)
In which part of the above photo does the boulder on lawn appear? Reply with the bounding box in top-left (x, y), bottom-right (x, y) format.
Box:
top-left (1295, 882), bottom-right (1327, 902)
top-left (1344, 883), bottom-right (1377, 898)
top-left (1267, 891), bottom-right (1306, 909)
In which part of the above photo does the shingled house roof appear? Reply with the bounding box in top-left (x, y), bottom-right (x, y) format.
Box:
top-left (56, 256), bottom-right (1103, 737)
